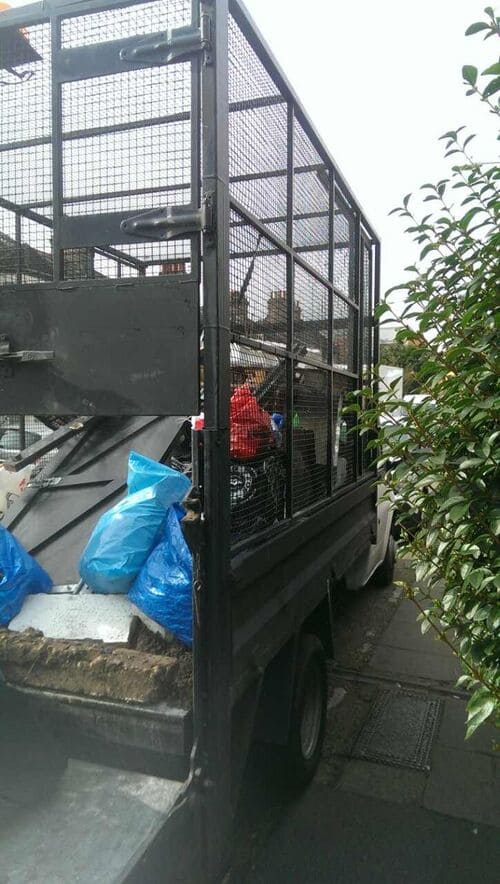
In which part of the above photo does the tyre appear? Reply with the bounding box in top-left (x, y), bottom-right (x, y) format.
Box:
top-left (372, 534), bottom-right (396, 587)
top-left (282, 634), bottom-right (327, 788)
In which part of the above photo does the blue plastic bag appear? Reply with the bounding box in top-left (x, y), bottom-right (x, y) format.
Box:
top-left (129, 507), bottom-right (193, 647)
top-left (79, 453), bottom-right (190, 594)
top-left (0, 525), bottom-right (52, 625)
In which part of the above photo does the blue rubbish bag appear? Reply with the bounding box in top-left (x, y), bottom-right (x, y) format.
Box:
top-left (0, 525), bottom-right (52, 625)
top-left (129, 506), bottom-right (193, 647)
top-left (79, 453), bottom-right (190, 595)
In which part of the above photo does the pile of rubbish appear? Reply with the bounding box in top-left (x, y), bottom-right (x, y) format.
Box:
top-left (0, 452), bottom-right (193, 704)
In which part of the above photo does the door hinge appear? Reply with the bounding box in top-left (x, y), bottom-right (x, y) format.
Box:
top-left (119, 17), bottom-right (212, 67)
top-left (121, 195), bottom-right (214, 240)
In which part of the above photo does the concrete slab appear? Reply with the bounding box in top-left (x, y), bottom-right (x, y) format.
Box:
top-left (391, 599), bottom-right (422, 624)
top-left (436, 698), bottom-right (498, 756)
top-left (337, 759), bottom-right (426, 804)
top-left (367, 644), bottom-right (461, 683)
top-left (247, 786), bottom-right (500, 884)
top-left (379, 619), bottom-right (454, 657)
top-left (423, 746), bottom-right (498, 825)
top-left (9, 593), bottom-right (136, 644)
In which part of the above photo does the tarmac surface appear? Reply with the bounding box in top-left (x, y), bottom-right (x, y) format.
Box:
top-left (231, 560), bottom-right (500, 884)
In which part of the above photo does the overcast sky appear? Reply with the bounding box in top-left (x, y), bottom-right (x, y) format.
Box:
top-left (7, 0), bottom-right (498, 313)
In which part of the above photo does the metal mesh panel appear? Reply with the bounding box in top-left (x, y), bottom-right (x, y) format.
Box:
top-left (333, 295), bottom-right (356, 373)
top-left (229, 211), bottom-right (288, 542)
top-left (229, 214), bottom-right (288, 346)
top-left (228, 15), bottom-right (288, 243)
top-left (294, 263), bottom-right (330, 358)
top-left (20, 216), bottom-right (53, 281)
top-left (362, 240), bottom-right (375, 473)
top-left (0, 3), bottom-right (195, 283)
top-left (0, 18), bottom-right (53, 280)
top-left (60, 0), bottom-right (191, 48)
top-left (362, 241), bottom-right (372, 377)
top-left (0, 415), bottom-right (60, 474)
top-left (292, 367), bottom-right (329, 513)
top-left (334, 194), bottom-right (356, 301)
top-left (293, 119), bottom-right (330, 279)
top-left (0, 21), bottom-right (52, 180)
top-left (0, 208), bottom-right (53, 284)
top-left (333, 374), bottom-right (356, 488)
top-left (60, 11), bottom-right (193, 278)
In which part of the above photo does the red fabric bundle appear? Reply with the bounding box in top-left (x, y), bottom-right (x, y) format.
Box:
top-left (230, 384), bottom-right (273, 460)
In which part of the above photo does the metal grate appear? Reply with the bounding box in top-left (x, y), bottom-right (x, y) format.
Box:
top-left (293, 119), bottom-right (330, 279)
top-left (0, 415), bottom-right (61, 473)
top-left (59, 2), bottom-right (193, 278)
top-left (334, 195), bottom-right (356, 301)
top-left (228, 14), bottom-right (288, 242)
top-left (333, 295), bottom-right (356, 374)
top-left (60, 0), bottom-right (191, 48)
top-left (333, 374), bottom-right (356, 488)
top-left (229, 212), bottom-right (288, 541)
top-left (0, 1), bottom-right (195, 284)
top-left (292, 367), bottom-right (329, 513)
top-left (0, 19), bottom-right (53, 273)
top-left (352, 690), bottom-right (443, 771)
top-left (361, 240), bottom-right (375, 473)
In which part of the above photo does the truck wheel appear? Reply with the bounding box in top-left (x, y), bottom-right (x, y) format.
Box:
top-left (372, 534), bottom-right (396, 587)
top-left (283, 634), bottom-right (327, 788)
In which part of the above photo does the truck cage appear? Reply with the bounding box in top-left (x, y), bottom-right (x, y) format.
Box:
top-left (0, 0), bottom-right (380, 879)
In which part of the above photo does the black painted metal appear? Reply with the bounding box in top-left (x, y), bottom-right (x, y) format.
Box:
top-left (0, 281), bottom-right (199, 414)
top-left (193, 1), bottom-right (232, 878)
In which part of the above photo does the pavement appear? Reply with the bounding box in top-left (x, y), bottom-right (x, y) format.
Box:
top-left (232, 560), bottom-right (500, 884)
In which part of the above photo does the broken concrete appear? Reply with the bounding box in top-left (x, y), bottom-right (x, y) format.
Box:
top-left (0, 628), bottom-right (192, 706)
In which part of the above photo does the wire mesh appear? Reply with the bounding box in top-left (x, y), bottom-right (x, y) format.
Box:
top-left (333, 374), bottom-right (356, 489)
top-left (0, 415), bottom-right (60, 472)
top-left (0, 20), bottom-right (53, 274)
top-left (293, 119), bottom-right (330, 279)
top-left (228, 14), bottom-right (288, 243)
top-left (60, 0), bottom-right (191, 48)
top-left (333, 193), bottom-right (356, 301)
top-left (229, 211), bottom-right (288, 541)
top-left (294, 263), bottom-right (330, 359)
top-left (332, 294), bottom-right (356, 374)
top-left (292, 367), bottom-right (329, 513)
top-left (60, 5), bottom-right (193, 278)
top-left (362, 240), bottom-right (375, 473)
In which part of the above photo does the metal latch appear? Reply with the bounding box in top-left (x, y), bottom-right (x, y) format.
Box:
top-left (0, 335), bottom-right (54, 364)
top-left (121, 200), bottom-right (212, 240)
top-left (119, 18), bottom-right (211, 66)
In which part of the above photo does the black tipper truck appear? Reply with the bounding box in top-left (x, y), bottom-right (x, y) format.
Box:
top-left (0, 1), bottom-right (393, 880)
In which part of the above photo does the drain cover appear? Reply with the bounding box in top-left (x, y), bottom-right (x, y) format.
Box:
top-left (352, 690), bottom-right (442, 771)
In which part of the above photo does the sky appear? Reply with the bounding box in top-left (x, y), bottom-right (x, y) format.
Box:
top-left (6, 0), bottom-right (498, 318)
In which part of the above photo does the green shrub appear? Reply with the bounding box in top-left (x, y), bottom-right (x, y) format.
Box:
top-left (355, 8), bottom-right (500, 737)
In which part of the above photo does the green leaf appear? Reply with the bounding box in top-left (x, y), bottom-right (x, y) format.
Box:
top-left (466, 690), bottom-right (495, 738)
top-left (449, 502), bottom-right (470, 522)
top-left (462, 65), bottom-right (478, 86)
top-left (482, 62), bottom-right (500, 75)
top-left (461, 206), bottom-right (483, 229)
top-left (464, 22), bottom-right (490, 35)
top-left (459, 458), bottom-right (483, 469)
top-left (461, 562), bottom-right (473, 580)
top-left (483, 75), bottom-right (500, 97)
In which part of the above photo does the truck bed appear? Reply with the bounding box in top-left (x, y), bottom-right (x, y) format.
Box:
top-left (1, 416), bottom-right (194, 769)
